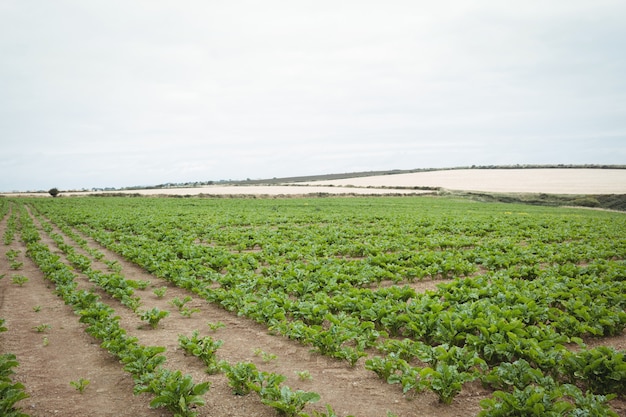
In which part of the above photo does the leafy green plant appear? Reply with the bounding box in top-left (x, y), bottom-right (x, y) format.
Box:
top-left (222, 362), bottom-right (259, 395)
top-left (128, 279), bottom-right (151, 290)
top-left (9, 261), bottom-right (23, 271)
top-left (5, 249), bottom-right (20, 261)
top-left (0, 353), bottom-right (30, 417)
top-left (11, 275), bottom-right (28, 287)
top-left (477, 381), bottom-right (618, 417)
top-left (206, 321), bottom-right (225, 332)
top-left (419, 363), bottom-right (475, 405)
top-left (178, 331), bottom-right (223, 374)
top-left (558, 346), bottom-right (626, 395)
top-left (120, 345), bottom-right (167, 382)
top-left (32, 305), bottom-right (41, 313)
top-left (33, 323), bottom-right (51, 333)
top-left (482, 359), bottom-right (546, 391)
top-left (180, 306), bottom-right (201, 318)
top-left (70, 378), bottom-right (90, 393)
top-left (141, 368), bottom-right (210, 417)
top-left (105, 259), bottom-right (122, 273)
top-left (42, 337), bottom-right (49, 347)
top-left (253, 348), bottom-right (277, 363)
top-left (123, 296), bottom-right (142, 313)
top-left (169, 296), bottom-right (193, 311)
top-left (295, 370), bottom-right (312, 381)
top-left (139, 308), bottom-right (169, 329)
top-left (153, 287), bottom-right (167, 298)
top-left (260, 385), bottom-right (320, 417)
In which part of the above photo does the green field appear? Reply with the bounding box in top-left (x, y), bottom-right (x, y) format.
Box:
top-left (3, 196), bottom-right (626, 416)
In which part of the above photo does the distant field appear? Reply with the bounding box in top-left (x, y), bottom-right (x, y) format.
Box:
top-left (302, 168), bottom-right (626, 194)
top-left (4, 168), bottom-right (625, 197)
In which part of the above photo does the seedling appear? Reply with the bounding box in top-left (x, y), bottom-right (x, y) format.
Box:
top-left (222, 361), bottom-right (259, 395)
top-left (144, 369), bottom-right (210, 417)
top-left (127, 279), bottom-right (151, 290)
top-left (253, 348), bottom-right (277, 363)
top-left (5, 249), bottom-right (20, 260)
top-left (295, 370), bottom-right (312, 381)
top-left (260, 385), bottom-right (320, 417)
top-left (9, 260), bottom-right (23, 270)
top-left (11, 275), bottom-right (28, 286)
top-left (169, 296), bottom-right (192, 311)
top-left (153, 286), bottom-right (167, 298)
top-left (33, 305), bottom-right (42, 313)
top-left (180, 306), bottom-right (201, 318)
top-left (105, 259), bottom-right (122, 273)
top-left (34, 323), bottom-right (51, 333)
top-left (70, 378), bottom-right (90, 393)
top-left (178, 331), bottom-right (224, 374)
top-left (139, 308), bottom-right (169, 329)
top-left (124, 296), bottom-right (142, 313)
top-left (207, 321), bottom-right (225, 332)
top-left (42, 337), bottom-right (49, 347)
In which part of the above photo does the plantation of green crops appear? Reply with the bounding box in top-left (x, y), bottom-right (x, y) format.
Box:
top-left (8, 196), bottom-right (626, 415)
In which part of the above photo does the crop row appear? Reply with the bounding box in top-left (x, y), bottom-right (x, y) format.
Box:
top-left (24, 196), bottom-right (626, 415)
top-left (0, 203), bottom-right (29, 417)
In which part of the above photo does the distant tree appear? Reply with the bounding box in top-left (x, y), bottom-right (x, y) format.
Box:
top-left (48, 188), bottom-right (60, 197)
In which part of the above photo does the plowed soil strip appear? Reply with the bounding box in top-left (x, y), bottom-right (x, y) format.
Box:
top-left (0, 212), bottom-right (161, 417)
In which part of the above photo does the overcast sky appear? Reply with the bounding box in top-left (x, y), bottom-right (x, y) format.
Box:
top-left (1, 1), bottom-right (625, 191)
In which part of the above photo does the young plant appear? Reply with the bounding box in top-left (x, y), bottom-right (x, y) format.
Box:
top-left (180, 306), bottom-right (201, 318)
top-left (139, 308), bottom-right (169, 329)
top-left (123, 296), bottom-right (142, 313)
top-left (153, 286), bottom-right (167, 298)
top-left (295, 370), bottom-right (312, 381)
top-left (11, 275), bottom-right (28, 287)
top-left (42, 337), bottom-right (49, 347)
top-left (260, 385), bottom-right (320, 417)
top-left (207, 321), bottom-right (225, 332)
top-left (178, 331), bottom-right (224, 374)
top-left (32, 305), bottom-right (41, 313)
top-left (222, 361), bottom-right (259, 395)
top-left (142, 369), bottom-right (210, 417)
top-left (5, 249), bottom-right (20, 261)
top-left (420, 363), bottom-right (475, 405)
top-left (253, 348), bottom-right (277, 363)
top-left (0, 354), bottom-right (30, 417)
top-left (128, 279), bottom-right (151, 290)
top-left (70, 378), bottom-right (90, 393)
top-left (9, 261), bottom-right (23, 270)
top-left (33, 323), bottom-right (51, 333)
top-left (105, 259), bottom-right (122, 273)
top-left (169, 296), bottom-right (192, 311)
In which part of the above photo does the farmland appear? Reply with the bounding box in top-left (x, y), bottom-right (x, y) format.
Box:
top-left (1, 196), bottom-right (625, 416)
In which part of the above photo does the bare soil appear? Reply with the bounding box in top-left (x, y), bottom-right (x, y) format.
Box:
top-left (1, 207), bottom-right (624, 417)
top-left (303, 168), bottom-right (626, 194)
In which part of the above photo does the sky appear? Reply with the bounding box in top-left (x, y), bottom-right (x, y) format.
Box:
top-left (1, 1), bottom-right (625, 191)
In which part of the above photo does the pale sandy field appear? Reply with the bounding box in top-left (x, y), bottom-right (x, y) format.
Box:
top-left (302, 169), bottom-right (626, 194)
top-left (84, 185), bottom-right (429, 196)
top-left (4, 169), bottom-right (626, 197)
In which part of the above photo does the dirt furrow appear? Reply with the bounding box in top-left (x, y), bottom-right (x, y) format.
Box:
top-left (0, 209), bottom-right (162, 417)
